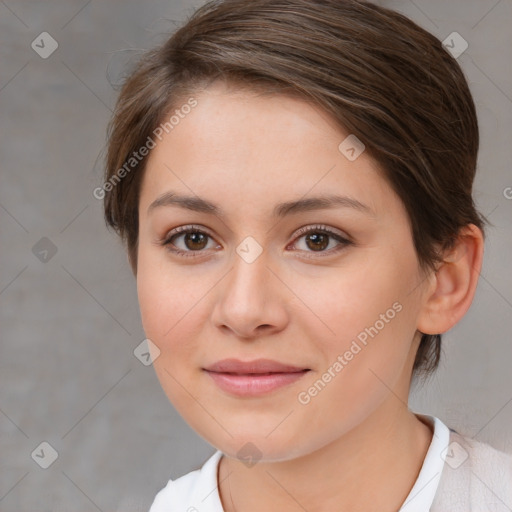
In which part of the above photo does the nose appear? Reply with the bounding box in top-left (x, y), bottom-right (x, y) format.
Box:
top-left (211, 248), bottom-right (289, 340)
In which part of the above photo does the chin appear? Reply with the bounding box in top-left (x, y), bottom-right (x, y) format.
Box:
top-left (190, 419), bottom-right (315, 462)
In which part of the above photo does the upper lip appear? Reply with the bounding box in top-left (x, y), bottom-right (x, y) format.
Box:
top-left (204, 358), bottom-right (310, 374)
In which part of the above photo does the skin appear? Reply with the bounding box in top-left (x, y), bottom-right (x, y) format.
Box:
top-left (136, 79), bottom-right (484, 511)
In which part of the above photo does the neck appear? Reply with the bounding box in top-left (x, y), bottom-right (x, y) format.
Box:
top-left (218, 404), bottom-right (433, 512)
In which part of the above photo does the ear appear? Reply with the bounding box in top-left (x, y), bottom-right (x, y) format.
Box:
top-left (417, 224), bottom-right (484, 335)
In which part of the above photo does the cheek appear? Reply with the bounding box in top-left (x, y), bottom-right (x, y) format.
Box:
top-left (137, 267), bottom-right (173, 343)
top-left (294, 254), bottom-right (415, 348)
top-left (136, 264), bottom-right (204, 409)
top-left (135, 254), bottom-right (214, 382)
top-left (293, 252), bottom-right (420, 400)
top-left (136, 250), bottom-right (201, 341)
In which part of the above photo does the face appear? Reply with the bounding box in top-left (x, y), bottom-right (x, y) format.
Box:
top-left (136, 80), bottom-right (430, 461)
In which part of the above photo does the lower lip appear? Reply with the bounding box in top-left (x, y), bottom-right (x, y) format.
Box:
top-left (204, 370), bottom-right (309, 396)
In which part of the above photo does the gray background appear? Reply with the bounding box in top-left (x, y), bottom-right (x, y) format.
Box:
top-left (1, 0), bottom-right (511, 510)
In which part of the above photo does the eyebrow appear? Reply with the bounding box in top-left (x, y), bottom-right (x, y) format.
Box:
top-left (147, 191), bottom-right (374, 218)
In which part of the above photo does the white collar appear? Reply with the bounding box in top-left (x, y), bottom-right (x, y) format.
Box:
top-left (398, 414), bottom-right (450, 511)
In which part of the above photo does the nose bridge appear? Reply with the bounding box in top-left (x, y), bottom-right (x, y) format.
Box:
top-left (225, 211), bottom-right (291, 296)
top-left (228, 237), bottom-right (273, 302)
top-left (212, 236), bottom-right (288, 337)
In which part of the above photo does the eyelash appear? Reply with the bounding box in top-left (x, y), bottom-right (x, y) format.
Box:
top-left (157, 224), bottom-right (353, 260)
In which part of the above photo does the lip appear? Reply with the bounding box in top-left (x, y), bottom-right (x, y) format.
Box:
top-left (204, 358), bottom-right (309, 374)
top-left (203, 358), bottom-right (310, 397)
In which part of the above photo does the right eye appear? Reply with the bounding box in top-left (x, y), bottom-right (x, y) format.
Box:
top-left (158, 225), bottom-right (221, 258)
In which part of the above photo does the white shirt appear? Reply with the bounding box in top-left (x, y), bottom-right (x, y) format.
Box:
top-left (149, 414), bottom-right (512, 511)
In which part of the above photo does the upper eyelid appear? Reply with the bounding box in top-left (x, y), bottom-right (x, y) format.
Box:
top-left (293, 224), bottom-right (350, 240)
top-left (165, 224), bottom-right (348, 240)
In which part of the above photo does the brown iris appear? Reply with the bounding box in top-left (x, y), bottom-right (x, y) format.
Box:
top-left (184, 231), bottom-right (208, 250)
top-left (305, 232), bottom-right (329, 251)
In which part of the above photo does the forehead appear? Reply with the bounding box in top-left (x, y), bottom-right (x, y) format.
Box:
top-left (138, 82), bottom-right (397, 222)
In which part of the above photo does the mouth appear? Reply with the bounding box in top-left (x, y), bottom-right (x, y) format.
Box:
top-left (203, 358), bottom-right (311, 396)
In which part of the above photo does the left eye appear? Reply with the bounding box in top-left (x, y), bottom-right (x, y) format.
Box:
top-left (288, 225), bottom-right (352, 256)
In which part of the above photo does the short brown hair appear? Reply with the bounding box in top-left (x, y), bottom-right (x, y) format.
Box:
top-left (102, 0), bottom-right (487, 380)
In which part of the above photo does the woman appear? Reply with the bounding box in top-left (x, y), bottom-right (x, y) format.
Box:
top-left (101, 0), bottom-right (512, 510)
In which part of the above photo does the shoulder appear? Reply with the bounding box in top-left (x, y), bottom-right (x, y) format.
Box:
top-left (457, 431), bottom-right (512, 484)
top-left (451, 430), bottom-right (512, 482)
top-left (149, 450), bottom-right (224, 512)
top-left (433, 428), bottom-right (512, 511)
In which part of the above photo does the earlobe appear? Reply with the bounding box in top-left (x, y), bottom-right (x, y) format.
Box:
top-left (417, 224), bottom-right (484, 335)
